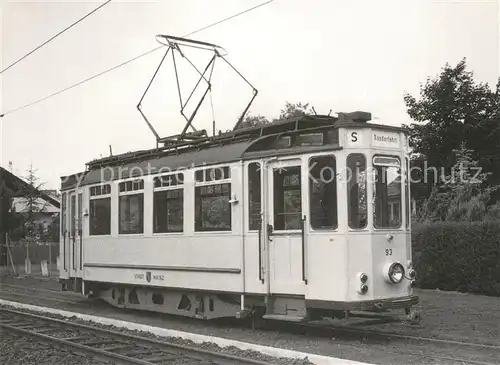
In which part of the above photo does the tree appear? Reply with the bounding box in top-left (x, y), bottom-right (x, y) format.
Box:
top-left (15, 165), bottom-right (48, 243)
top-left (276, 101), bottom-right (313, 120)
top-left (236, 113), bottom-right (269, 129)
top-left (404, 59), bottom-right (500, 190)
top-left (416, 143), bottom-right (500, 222)
top-left (235, 101), bottom-right (314, 129)
top-left (0, 179), bottom-right (13, 234)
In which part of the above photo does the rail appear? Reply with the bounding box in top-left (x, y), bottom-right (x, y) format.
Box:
top-left (0, 307), bottom-right (275, 365)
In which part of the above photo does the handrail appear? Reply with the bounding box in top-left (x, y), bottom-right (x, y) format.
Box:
top-left (79, 230), bottom-right (83, 271)
top-left (258, 219), bottom-right (264, 283)
top-left (301, 215), bottom-right (308, 285)
top-left (63, 230), bottom-right (66, 271)
top-left (72, 232), bottom-right (76, 272)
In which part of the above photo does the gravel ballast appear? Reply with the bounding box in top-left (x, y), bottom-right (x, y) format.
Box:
top-left (0, 303), bottom-right (316, 365)
top-left (0, 330), bottom-right (103, 365)
top-left (1, 279), bottom-right (499, 365)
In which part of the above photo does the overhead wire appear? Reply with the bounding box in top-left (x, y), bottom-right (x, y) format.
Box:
top-left (0, 0), bottom-right (112, 75)
top-left (0, 0), bottom-right (276, 118)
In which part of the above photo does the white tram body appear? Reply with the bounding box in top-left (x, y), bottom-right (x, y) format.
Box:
top-left (59, 112), bottom-right (418, 321)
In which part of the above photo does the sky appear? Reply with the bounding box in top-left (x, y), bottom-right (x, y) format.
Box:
top-left (0, 0), bottom-right (499, 189)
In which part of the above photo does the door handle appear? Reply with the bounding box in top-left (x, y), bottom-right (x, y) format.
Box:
top-left (267, 224), bottom-right (273, 241)
top-left (258, 220), bottom-right (264, 283)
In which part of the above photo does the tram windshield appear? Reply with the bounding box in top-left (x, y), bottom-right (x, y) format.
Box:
top-left (373, 156), bottom-right (402, 229)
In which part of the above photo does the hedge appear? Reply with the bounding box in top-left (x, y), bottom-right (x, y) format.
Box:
top-left (412, 221), bottom-right (500, 296)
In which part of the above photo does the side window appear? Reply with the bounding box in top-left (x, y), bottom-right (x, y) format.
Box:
top-left (195, 167), bottom-right (231, 232)
top-left (248, 162), bottom-right (261, 230)
top-left (61, 193), bottom-right (67, 234)
top-left (373, 155), bottom-right (402, 229)
top-left (347, 154), bottom-right (367, 229)
top-left (273, 166), bottom-right (301, 230)
top-left (309, 156), bottom-right (337, 229)
top-left (119, 179), bottom-right (144, 234)
top-left (70, 194), bottom-right (76, 236)
top-left (405, 157), bottom-right (410, 229)
top-left (153, 173), bottom-right (184, 233)
top-left (89, 184), bottom-right (111, 236)
top-left (77, 193), bottom-right (82, 233)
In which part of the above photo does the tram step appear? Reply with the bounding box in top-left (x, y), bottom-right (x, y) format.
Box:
top-left (262, 314), bottom-right (308, 322)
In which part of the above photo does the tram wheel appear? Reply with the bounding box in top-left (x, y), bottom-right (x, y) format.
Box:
top-left (408, 308), bottom-right (422, 325)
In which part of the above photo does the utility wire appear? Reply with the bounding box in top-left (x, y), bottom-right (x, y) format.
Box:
top-left (0, 0), bottom-right (276, 118)
top-left (0, 0), bottom-right (112, 75)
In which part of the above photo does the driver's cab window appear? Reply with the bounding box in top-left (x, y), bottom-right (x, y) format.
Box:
top-left (347, 154), bottom-right (367, 229)
top-left (273, 166), bottom-right (302, 230)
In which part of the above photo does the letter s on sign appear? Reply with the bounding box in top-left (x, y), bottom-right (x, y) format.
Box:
top-left (351, 132), bottom-right (358, 142)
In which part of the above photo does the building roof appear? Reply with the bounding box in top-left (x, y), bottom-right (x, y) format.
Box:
top-left (0, 166), bottom-right (61, 209)
top-left (12, 197), bottom-right (60, 214)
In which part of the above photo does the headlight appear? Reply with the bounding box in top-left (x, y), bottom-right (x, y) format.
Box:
top-left (408, 269), bottom-right (416, 279)
top-left (383, 262), bottom-right (405, 284)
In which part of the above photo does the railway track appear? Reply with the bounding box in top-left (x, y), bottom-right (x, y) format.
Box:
top-left (280, 321), bottom-right (500, 365)
top-left (1, 284), bottom-right (498, 365)
top-left (0, 307), bottom-right (276, 365)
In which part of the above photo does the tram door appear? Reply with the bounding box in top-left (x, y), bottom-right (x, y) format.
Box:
top-left (266, 160), bottom-right (306, 295)
top-left (60, 192), bottom-right (70, 279)
top-left (68, 191), bottom-right (83, 277)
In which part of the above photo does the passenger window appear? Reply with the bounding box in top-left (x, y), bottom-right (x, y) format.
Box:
top-left (373, 155), bottom-right (402, 229)
top-left (309, 156), bottom-right (337, 229)
top-left (194, 166), bottom-right (231, 232)
top-left (195, 183), bottom-right (231, 231)
top-left (153, 173), bottom-right (184, 233)
top-left (61, 193), bottom-right (67, 234)
top-left (248, 162), bottom-right (262, 230)
top-left (77, 193), bottom-right (82, 233)
top-left (119, 179), bottom-right (144, 234)
top-left (273, 166), bottom-right (301, 230)
top-left (195, 167), bottom-right (230, 182)
top-left (70, 195), bottom-right (76, 235)
top-left (405, 157), bottom-right (410, 228)
top-left (89, 184), bottom-right (111, 236)
top-left (347, 154), bottom-right (367, 229)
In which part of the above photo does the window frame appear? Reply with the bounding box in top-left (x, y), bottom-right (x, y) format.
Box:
top-left (248, 162), bottom-right (262, 231)
top-left (194, 166), bottom-right (232, 233)
top-left (308, 154), bottom-right (338, 231)
top-left (272, 165), bottom-right (303, 232)
top-left (153, 172), bottom-right (184, 235)
top-left (372, 154), bottom-right (403, 230)
top-left (405, 157), bottom-right (410, 230)
top-left (88, 183), bottom-right (112, 237)
top-left (61, 192), bottom-right (67, 234)
top-left (346, 153), bottom-right (368, 230)
top-left (118, 179), bottom-right (145, 235)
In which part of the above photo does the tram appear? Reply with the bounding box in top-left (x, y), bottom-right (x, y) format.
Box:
top-left (59, 34), bottom-right (419, 324)
top-left (59, 111), bottom-right (419, 323)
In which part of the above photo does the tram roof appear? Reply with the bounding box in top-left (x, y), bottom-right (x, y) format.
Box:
top-left (61, 113), bottom-right (407, 189)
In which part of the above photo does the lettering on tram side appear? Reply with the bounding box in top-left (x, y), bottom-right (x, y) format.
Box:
top-left (385, 248), bottom-right (393, 256)
top-left (346, 130), bottom-right (363, 146)
top-left (134, 273), bottom-right (165, 281)
top-left (372, 132), bottom-right (399, 148)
